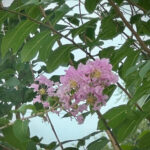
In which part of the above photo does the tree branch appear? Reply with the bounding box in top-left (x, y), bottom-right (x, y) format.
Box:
top-left (107, 0), bottom-right (150, 54)
top-left (0, 105), bottom-right (59, 130)
top-left (0, 7), bottom-right (94, 60)
top-left (117, 82), bottom-right (144, 112)
top-left (46, 113), bottom-right (64, 150)
top-left (126, 0), bottom-right (149, 15)
top-left (79, 0), bottom-right (84, 25)
top-left (96, 111), bottom-right (122, 150)
top-left (0, 143), bottom-right (12, 150)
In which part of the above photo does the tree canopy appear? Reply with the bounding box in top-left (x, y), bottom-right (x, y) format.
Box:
top-left (0, 0), bottom-right (150, 150)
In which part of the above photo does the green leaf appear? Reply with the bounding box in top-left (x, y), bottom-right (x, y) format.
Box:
top-left (71, 18), bottom-right (98, 38)
top-left (0, 12), bottom-right (8, 26)
top-left (4, 77), bottom-right (20, 88)
top-left (136, 20), bottom-right (150, 36)
top-left (98, 105), bottom-right (127, 130)
top-left (137, 130), bottom-right (150, 149)
top-left (1, 20), bottom-right (38, 57)
top-left (129, 80), bottom-right (150, 105)
top-left (54, 24), bottom-right (68, 31)
top-left (39, 141), bottom-right (57, 149)
top-left (119, 50), bottom-right (140, 79)
top-left (0, 117), bottom-right (9, 127)
top-left (2, 126), bottom-right (26, 150)
top-left (67, 16), bottom-right (79, 26)
top-left (13, 120), bottom-right (30, 142)
top-left (2, 120), bottom-right (36, 150)
top-left (142, 99), bottom-right (150, 112)
top-left (0, 102), bottom-right (12, 117)
top-left (99, 46), bottom-right (115, 58)
top-left (113, 110), bottom-right (146, 142)
top-left (0, 69), bottom-right (15, 80)
top-left (139, 60), bottom-right (150, 79)
top-left (130, 14), bottom-right (142, 24)
top-left (47, 44), bottom-right (76, 72)
top-left (110, 40), bottom-right (134, 70)
top-left (121, 145), bottom-right (139, 150)
top-left (138, 0), bottom-right (150, 11)
top-left (85, 0), bottom-right (101, 13)
top-left (26, 141), bottom-right (37, 150)
top-left (50, 75), bottom-right (60, 82)
top-left (49, 4), bottom-right (71, 26)
top-left (21, 0), bottom-right (41, 5)
top-left (18, 104), bottom-right (37, 115)
top-left (21, 31), bottom-right (59, 62)
top-left (87, 137), bottom-right (109, 150)
top-left (0, 87), bottom-right (22, 104)
top-left (98, 105), bottom-right (146, 142)
top-left (115, 0), bottom-right (123, 5)
top-left (99, 16), bottom-right (124, 40)
top-left (103, 85), bottom-right (116, 99)
top-left (39, 34), bottom-right (60, 61)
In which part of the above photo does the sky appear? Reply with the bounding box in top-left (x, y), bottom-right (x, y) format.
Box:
top-left (2, 0), bottom-right (127, 149)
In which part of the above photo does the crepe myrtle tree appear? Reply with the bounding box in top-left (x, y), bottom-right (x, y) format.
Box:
top-left (0, 0), bottom-right (150, 150)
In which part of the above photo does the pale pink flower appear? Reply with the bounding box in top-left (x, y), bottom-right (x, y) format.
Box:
top-left (30, 83), bottom-right (39, 92)
top-left (42, 101), bottom-right (50, 108)
top-left (33, 95), bottom-right (41, 103)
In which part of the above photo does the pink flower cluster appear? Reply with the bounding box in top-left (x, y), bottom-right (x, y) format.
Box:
top-left (57, 58), bottom-right (118, 123)
top-left (30, 75), bottom-right (56, 108)
top-left (31, 58), bottom-right (118, 124)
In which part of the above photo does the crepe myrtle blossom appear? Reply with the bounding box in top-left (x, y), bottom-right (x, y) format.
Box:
top-left (30, 75), bottom-right (56, 108)
top-left (31, 58), bottom-right (118, 124)
top-left (57, 58), bottom-right (118, 123)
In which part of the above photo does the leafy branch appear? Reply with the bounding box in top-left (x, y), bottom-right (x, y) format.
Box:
top-left (0, 7), bottom-right (94, 60)
top-left (108, 0), bottom-right (150, 55)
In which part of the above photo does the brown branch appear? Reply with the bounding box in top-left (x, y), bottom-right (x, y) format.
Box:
top-left (117, 82), bottom-right (132, 99)
top-left (100, 3), bottom-right (140, 50)
top-left (96, 111), bottom-right (122, 150)
top-left (126, 0), bottom-right (148, 15)
top-left (39, 5), bottom-right (62, 47)
top-left (46, 113), bottom-right (64, 150)
top-left (0, 144), bottom-right (12, 150)
top-left (0, 105), bottom-right (59, 130)
top-left (107, 0), bottom-right (150, 54)
top-left (117, 82), bottom-right (144, 112)
top-left (0, 7), bottom-right (94, 60)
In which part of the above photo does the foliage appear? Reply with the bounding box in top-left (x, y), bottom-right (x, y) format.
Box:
top-left (0, 0), bottom-right (150, 150)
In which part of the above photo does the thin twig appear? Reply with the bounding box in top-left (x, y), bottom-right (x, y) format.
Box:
top-left (0, 106), bottom-right (59, 130)
top-left (62, 18), bottom-right (75, 29)
top-left (126, 0), bottom-right (149, 15)
top-left (117, 82), bottom-right (144, 112)
top-left (96, 111), bottom-right (122, 150)
top-left (79, 0), bottom-right (84, 25)
top-left (46, 113), bottom-right (64, 150)
top-left (0, 143), bottom-right (12, 150)
top-left (117, 82), bottom-right (132, 99)
top-left (99, 3), bottom-right (142, 50)
top-left (107, 0), bottom-right (150, 54)
top-left (39, 6), bottom-right (62, 46)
